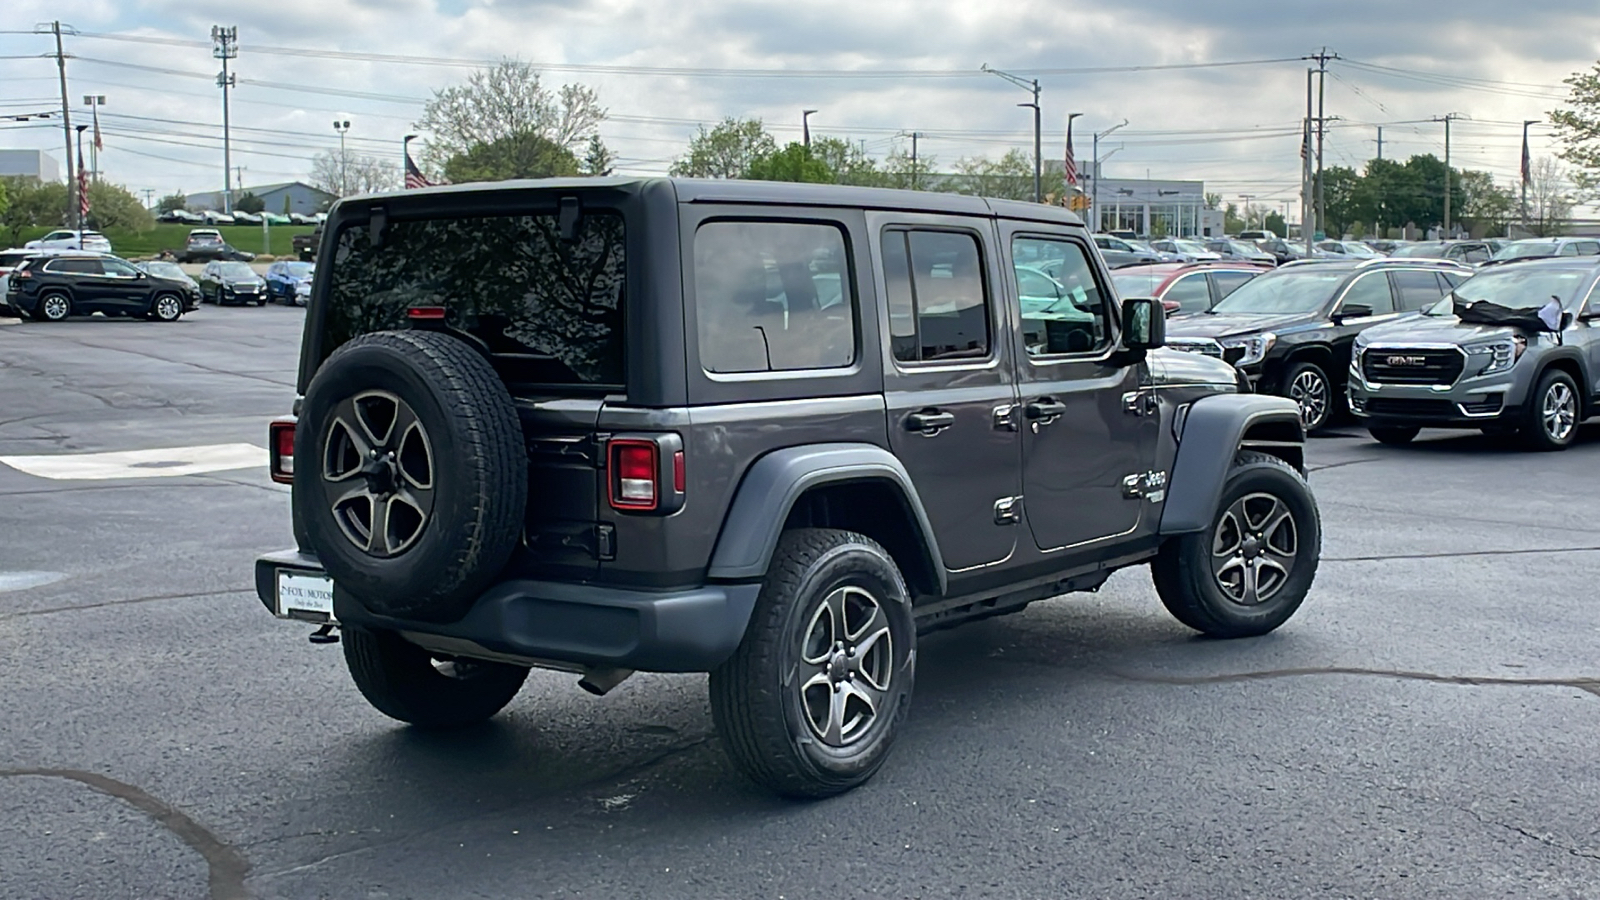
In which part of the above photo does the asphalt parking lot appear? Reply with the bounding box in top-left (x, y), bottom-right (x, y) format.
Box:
top-left (2, 308), bottom-right (1599, 899)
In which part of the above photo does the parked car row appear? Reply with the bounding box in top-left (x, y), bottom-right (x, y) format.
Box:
top-left (1, 248), bottom-right (201, 322)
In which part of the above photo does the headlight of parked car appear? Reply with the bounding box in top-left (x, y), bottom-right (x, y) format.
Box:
top-left (1218, 332), bottom-right (1276, 367)
top-left (1464, 338), bottom-right (1522, 376)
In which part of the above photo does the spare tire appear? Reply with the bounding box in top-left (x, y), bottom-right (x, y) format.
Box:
top-left (295, 329), bottom-right (526, 623)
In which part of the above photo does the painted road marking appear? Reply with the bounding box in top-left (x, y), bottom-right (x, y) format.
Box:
top-left (0, 443), bottom-right (267, 480)
top-left (0, 571), bottom-right (67, 593)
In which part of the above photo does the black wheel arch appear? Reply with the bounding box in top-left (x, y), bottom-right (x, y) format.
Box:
top-left (1273, 343), bottom-right (1340, 392)
top-left (707, 444), bottom-right (946, 598)
top-left (1161, 394), bottom-right (1307, 536)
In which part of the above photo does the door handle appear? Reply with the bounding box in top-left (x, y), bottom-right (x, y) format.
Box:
top-left (1024, 399), bottom-right (1066, 423)
top-left (904, 409), bottom-right (956, 434)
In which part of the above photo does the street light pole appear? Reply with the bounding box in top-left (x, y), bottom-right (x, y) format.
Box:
top-left (802, 109), bottom-right (818, 150)
top-left (1091, 119), bottom-right (1128, 233)
top-left (333, 119), bottom-right (351, 195)
top-left (82, 94), bottom-right (105, 182)
top-left (982, 65), bottom-right (1042, 203)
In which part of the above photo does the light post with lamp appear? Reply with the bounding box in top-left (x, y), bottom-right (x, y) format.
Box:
top-left (333, 119), bottom-right (351, 195)
top-left (981, 65), bottom-right (1042, 203)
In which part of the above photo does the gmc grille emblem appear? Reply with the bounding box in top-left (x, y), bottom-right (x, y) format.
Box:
top-left (1385, 355), bottom-right (1428, 366)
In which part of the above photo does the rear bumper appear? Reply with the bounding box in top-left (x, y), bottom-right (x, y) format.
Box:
top-left (254, 549), bottom-right (761, 673)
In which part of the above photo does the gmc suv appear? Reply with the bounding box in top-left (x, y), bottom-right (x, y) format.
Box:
top-left (254, 178), bottom-right (1321, 798)
top-left (1350, 257), bottom-right (1600, 450)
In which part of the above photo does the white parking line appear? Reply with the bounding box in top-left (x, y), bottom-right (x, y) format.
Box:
top-left (0, 443), bottom-right (267, 480)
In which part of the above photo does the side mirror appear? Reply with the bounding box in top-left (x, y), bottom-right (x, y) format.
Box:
top-left (1336, 303), bottom-right (1373, 321)
top-left (1121, 297), bottom-right (1166, 351)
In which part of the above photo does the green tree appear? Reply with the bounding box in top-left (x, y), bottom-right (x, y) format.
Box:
top-left (1457, 170), bottom-right (1514, 237)
top-left (1320, 166), bottom-right (1362, 237)
top-left (0, 179), bottom-right (7, 221)
top-left (1264, 211), bottom-right (1286, 237)
top-left (415, 59), bottom-right (605, 175)
top-left (85, 181), bottom-right (154, 232)
top-left (442, 132), bottom-right (580, 183)
top-left (156, 191), bottom-right (187, 214)
top-left (234, 191), bottom-right (265, 214)
top-left (1550, 62), bottom-right (1600, 199)
top-left (1, 176), bottom-right (68, 245)
top-left (746, 143), bottom-right (835, 183)
top-left (950, 150), bottom-right (1058, 202)
top-left (882, 146), bottom-right (936, 190)
top-left (1222, 203), bottom-right (1245, 234)
top-left (1527, 156), bottom-right (1575, 236)
top-left (1204, 192), bottom-right (1223, 210)
top-left (580, 135), bottom-right (616, 176)
top-left (282, 194), bottom-right (292, 215)
top-left (807, 137), bottom-right (883, 187)
top-left (669, 118), bottom-right (777, 179)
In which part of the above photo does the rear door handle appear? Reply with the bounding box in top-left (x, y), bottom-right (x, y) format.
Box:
top-left (1025, 399), bottom-right (1066, 424)
top-left (905, 410), bottom-right (956, 434)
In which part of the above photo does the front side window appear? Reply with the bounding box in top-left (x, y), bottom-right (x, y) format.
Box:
top-left (1013, 236), bottom-right (1110, 357)
top-left (695, 220), bottom-right (855, 374)
top-left (1162, 273), bottom-right (1211, 314)
top-left (1339, 272), bottom-right (1395, 316)
top-left (1391, 269), bottom-right (1450, 310)
top-left (1211, 270), bottom-right (1256, 299)
top-left (327, 211), bottom-right (626, 386)
top-left (883, 229), bottom-right (991, 363)
top-left (102, 259), bottom-right (139, 278)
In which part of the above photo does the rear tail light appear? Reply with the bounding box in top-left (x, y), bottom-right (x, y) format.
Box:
top-left (268, 418), bottom-right (296, 484)
top-left (606, 435), bottom-right (686, 514)
top-left (609, 440), bottom-right (658, 510)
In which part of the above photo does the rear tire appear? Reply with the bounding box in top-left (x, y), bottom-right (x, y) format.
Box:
top-left (1153, 451), bottom-right (1320, 638)
top-left (36, 291), bottom-right (71, 322)
top-left (1367, 425), bottom-right (1419, 445)
top-left (1520, 369), bottom-right (1580, 451)
top-left (342, 626), bottom-right (527, 728)
top-left (709, 528), bottom-right (916, 798)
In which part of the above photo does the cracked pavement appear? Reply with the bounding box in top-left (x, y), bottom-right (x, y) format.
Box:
top-left (2, 311), bottom-right (1599, 899)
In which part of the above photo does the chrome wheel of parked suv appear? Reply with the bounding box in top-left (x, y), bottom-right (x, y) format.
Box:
top-left (1284, 361), bottom-right (1331, 432)
top-left (1522, 369), bottom-right (1580, 451)
top-left (150, 294), bottom-right (184, 322)
top-left (1154, 452), bottom-right (1320, 638)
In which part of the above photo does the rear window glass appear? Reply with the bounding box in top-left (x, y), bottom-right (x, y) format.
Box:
top-left (324, 212), bottom-right (626, 387)
top-left (694, 220), bottom-right (855, 374)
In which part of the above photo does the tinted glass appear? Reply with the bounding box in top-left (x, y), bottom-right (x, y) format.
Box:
top-left (286, 262), bottom-right (314, 276)
top-left (884, 230), bottom-right (991, 363)
top-left (1455, 266), bottom-right (1590, 310)
top-left (1162, 274), bottom-right (1212, 313)
top-left (1110, 271), bottom-right (1163, 297)
top-left (1013, 236), bottom-right (1108, 357)
top-left (1210, 270), bottom-right (1256, 299)
top-left (1493, 241), bottom-right (1559, 260)
top-left (1391, 269), bottom-right (1450, 310)
top-left (326, 211), bottom-right (626, 386)
top-left (101, 259), bottom-right (139, 277)
top-left (1211, 268), bottom-right (1349, 314)
top-left (1339, 272), bottom-right (1394, 315)
top-left (1559, 243), bottom-right (1581, 256)
top-left (1391, 242), bottom-right (1447, 258)
top-left (50, 258), bottom-right (101, 275)
top-left (695, 221), bottom-right (854, 374)
top-left (218, 262), bottom-right (255, 278)
top-left (145, 262), bottom-right (186, 279)
top-left (1578, 242), bottom-right (1600, 256)
top-left (0, 252), bottom-right (31, 268)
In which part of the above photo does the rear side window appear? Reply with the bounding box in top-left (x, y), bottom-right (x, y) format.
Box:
top-left (48, 258), bottom-right (101, 275)
top-left (1391, 269), bottom-right (1451, 310)
top-left (694, 221), bottom-right (855, 374)
top-left (1210, 269), bottom-right (1255, 299)
top-left (883, 229), bottom-right (991, 363)
top-left (325, 212), bottom-right (626, 387)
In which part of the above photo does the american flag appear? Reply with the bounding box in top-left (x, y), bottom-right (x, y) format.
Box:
top-left (77, 146), bottom-right (90, 225)
top-left (404, 146), bottom-right (433, 190)
top-left (1064, 124), bottom-right (1078, 188)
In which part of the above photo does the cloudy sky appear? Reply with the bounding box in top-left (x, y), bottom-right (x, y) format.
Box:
top-left (2, 0), bottom-right (1597, 216)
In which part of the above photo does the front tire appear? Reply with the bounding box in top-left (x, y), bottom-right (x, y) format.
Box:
top-left (1153, 451), bottom-right (1320, 638)
top-left (150, 294), bottom-right (183, 322)
top-left (1521, 369), bottom-right (1580, 451)
top-left (342, 626), bottom-right (527, 728)
top-left (709, 529), bottom-right (916, 798)
top-left (1368, 425), bottom-right (1419, 445)
top-left (1280, 361), bottom-right (1333, 433)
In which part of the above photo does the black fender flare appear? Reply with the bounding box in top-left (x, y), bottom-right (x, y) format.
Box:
top-left (707, 442), bottom-right (947, 594)
top-left (1160, 394), bottom-right (1306, 535)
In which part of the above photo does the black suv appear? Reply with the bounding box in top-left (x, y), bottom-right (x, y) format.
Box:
top-left (1164, 258), bottom-right (1472, 431)
top-left (5, 253), bottom-right (199, 322)
top-left (255, 178), bottom-right (1320, 798)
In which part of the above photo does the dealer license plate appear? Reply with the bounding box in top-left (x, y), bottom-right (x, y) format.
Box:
top-left (276, 569), bottom-right (335, 622)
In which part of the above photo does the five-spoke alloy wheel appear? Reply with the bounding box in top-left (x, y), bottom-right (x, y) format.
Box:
top-left (322, 390), bottom-right (436, 558)
top-left (1209, 493), bottom-right (1299, 606)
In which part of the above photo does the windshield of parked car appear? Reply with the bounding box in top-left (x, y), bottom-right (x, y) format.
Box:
top-left (142, 262), bottom-right (187, 280)
top-left (1208, 269), bottom-right (1347, 315)
top-left (1492, 241), bottom-right (1559, 261)
top-left (1390, 242), bottom-right (1449, 258)
top-left (218, 262), bottom-right (256, 279)
top-left (1171, 239), bottom-right (1210, 255)
top-left (1424, 266), bottom-right (1590, 315)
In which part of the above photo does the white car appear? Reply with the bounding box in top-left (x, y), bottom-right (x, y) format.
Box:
top-left (24, 229), bottom-right (112, 253)
top-left (201, 210), bottom-right (237, 225)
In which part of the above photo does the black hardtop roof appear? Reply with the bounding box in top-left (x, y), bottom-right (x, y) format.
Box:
top-left (341, 176), bottom-right (1085, 227)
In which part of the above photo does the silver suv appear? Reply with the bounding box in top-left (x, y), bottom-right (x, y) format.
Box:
top-left (1348, 257), bottom-right (1600, 450)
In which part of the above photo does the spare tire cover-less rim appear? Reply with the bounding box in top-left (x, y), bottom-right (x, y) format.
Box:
top-left (295, 329), bottom-right (527, 624)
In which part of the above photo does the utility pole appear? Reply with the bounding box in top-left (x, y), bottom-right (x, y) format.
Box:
top-left (908, 131), bottom-right (922, 190)
top-left (1310, 48), bottom-right (1337, 239)
top-left (1374, 125), bottom-right (1383, 161)
top-left (212, 26), bottom-right (238, 214)
top-left (1434, 113), bottom-right (1461, 237)
top-left (141, 188), bottom-right (155, 210)
top-left (982, 65), bottom-right (1043, 203)
top-left (802, 109), bottom-right (817, 150)
top-left (234, 166), bottom-right (246, 194)
top-left (1092, 119), bottom-right (1128, 232)
top-left (49, 21), bottom-right (77, 231)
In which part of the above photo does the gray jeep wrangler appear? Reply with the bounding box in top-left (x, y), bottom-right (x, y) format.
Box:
top-left (255, 178), bottom-right (1320, 798)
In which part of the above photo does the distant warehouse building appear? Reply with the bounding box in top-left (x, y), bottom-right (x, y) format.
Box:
top-left (0, 149), bottom-right (62, 183)
top-left (184, 181), bottom-right (335, 215)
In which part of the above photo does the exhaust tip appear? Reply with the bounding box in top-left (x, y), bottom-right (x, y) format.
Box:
top-left (577, 666), bottom-right (634, 697)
